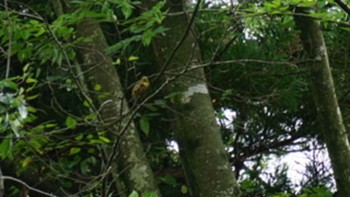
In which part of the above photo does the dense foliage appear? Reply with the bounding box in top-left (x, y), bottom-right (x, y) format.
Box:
top-left (1, 0), bottom-right (350, 196)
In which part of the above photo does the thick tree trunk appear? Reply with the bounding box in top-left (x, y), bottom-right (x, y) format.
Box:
top-left (51, 1), bottom-right (159, 195)
top-left (150, 1), bottom-right (238, 196)
top-left (74, 18), bottom-right (159, 196)
top-left (294, 8), bottom-right (350, 197)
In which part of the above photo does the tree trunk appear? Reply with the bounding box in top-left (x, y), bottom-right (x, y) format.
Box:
top-left (74, 18), bottom-right (160, 196)
top-left (49, 0), bottom-right (160, 194)
top-left (294, 7), bottom-right (350, 197)
top-left (149, 1), bottom-right (238, 196)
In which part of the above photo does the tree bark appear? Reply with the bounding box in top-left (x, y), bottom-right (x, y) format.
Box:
top-left (149, 1), bottom-right (238, 196)
top-left (294, 7), bottom-right (350, 197)
top-left (74, 18), bottom-right (160, 196)
top-left (51, 1), bottom-right (159, 195)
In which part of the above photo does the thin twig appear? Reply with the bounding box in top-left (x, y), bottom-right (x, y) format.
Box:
top-left (4, 0), bottom-right (12, 79)
top-left (1, 176), bottom-right (57, 197)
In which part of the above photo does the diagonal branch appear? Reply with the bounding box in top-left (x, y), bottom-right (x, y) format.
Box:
top-left (1, 176), bottom-right (57, 197)
top-left (334, 0), bottom-right (350, 16)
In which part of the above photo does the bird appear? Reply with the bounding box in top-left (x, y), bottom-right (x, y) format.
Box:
top-left (132, 76), bottom-right (150, 104)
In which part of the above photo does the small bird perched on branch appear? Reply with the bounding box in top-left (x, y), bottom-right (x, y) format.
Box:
top-left (132, 76), bottom-right (150, 104)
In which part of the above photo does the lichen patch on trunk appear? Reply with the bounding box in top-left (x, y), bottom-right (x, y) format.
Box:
top-left (181, 84), bottom-right (208, 103)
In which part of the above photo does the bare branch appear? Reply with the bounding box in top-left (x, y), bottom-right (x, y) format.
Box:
top-left (334, 0), bottom-right (350, 16)
top-left (1, 176), bottom-right (57, 197)
top-left (4, 0), bottom-right (12, 79)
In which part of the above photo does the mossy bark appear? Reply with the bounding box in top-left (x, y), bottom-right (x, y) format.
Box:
top-left (74, 18), bottom-right (159, 196)
top-left (150, 1), bottom-right (238, 196)
top-left (294, 7), bottom-right (350, 197)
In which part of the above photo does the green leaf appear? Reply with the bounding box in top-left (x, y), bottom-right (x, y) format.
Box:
top-left (89, 139), bottom-right (103, 144)
top-left (20, 30), bottom-right (30, 40)
top-left (341, 27), bottom-right (350, 32)
top-left (27, 106), bottom-right (37, 113)
top-left (69, 147), bottom-right (81, 155)
top-left (44, 123), bottom-right (57, 128)
top-left (75, 134), bottom-right (84, 141)
top-left (301, 187), bottom-right (332, 197)
top-left (128, 191), bottom-right (139, 197)
top-left (144, 191), bottom-right (158, 197)
top-left (94, 84), bottom-right (102, 91)
top-left (26, 78), bottom-right (38, 84)
top-left (142, 30), bottom-right (154, 46)
top-left (1, 80), bottom-right (18, 90)
top-left (140, 116), bottom-right (150, 135)
top-left (98, 136), bottom-right (111, 143)
top-left (180, 185), bottom-right (188, 194)
top-left (159, 175), bottom-right (177, 186)
top-left (23, 63), bottom-right (31, 73)
top-left (87, 134), bottom-right (93, 139)
top-left (128, 56), bottom-right (139, 61)
top-left (0, 138), bottom-right (12, 159)
top-left (119, 0), bottom-right (134, 19)
top-left (22, 157), bottom-right (33, 167)
top-left (106, 37), bottom-right (138, 54)
top-left (83, 99), bottom-right (93, 108)
top-left (65, 116), bottom-right (77, 129)
top-left (113, 58), bottom-right (121, 65)
top-left (29, 19), bottom-right (40, 25)
top-left (26, 94), bottom-right (40, 100)
top-left (84, 113), bottom-right (97, 121)
top-left (34, 28), bottom-right (46, 37)
top-left (29, 139), bottom-right (44, 154)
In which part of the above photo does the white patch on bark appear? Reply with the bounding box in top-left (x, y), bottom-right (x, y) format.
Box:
top-left (181, 84), bottom-right (208, 103)
top-left (345, 138), bottom-right (350, 150)
top-left (336, 106), bottom-right (346, 128)
top-left (315, 46), bottom-right (325, 61)
top-left (337, 107), bottom-right (342, 117)
top-left (315, 55), bottom-right (322, 61)
top-left (319, 46), bottom-right (325, 53)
